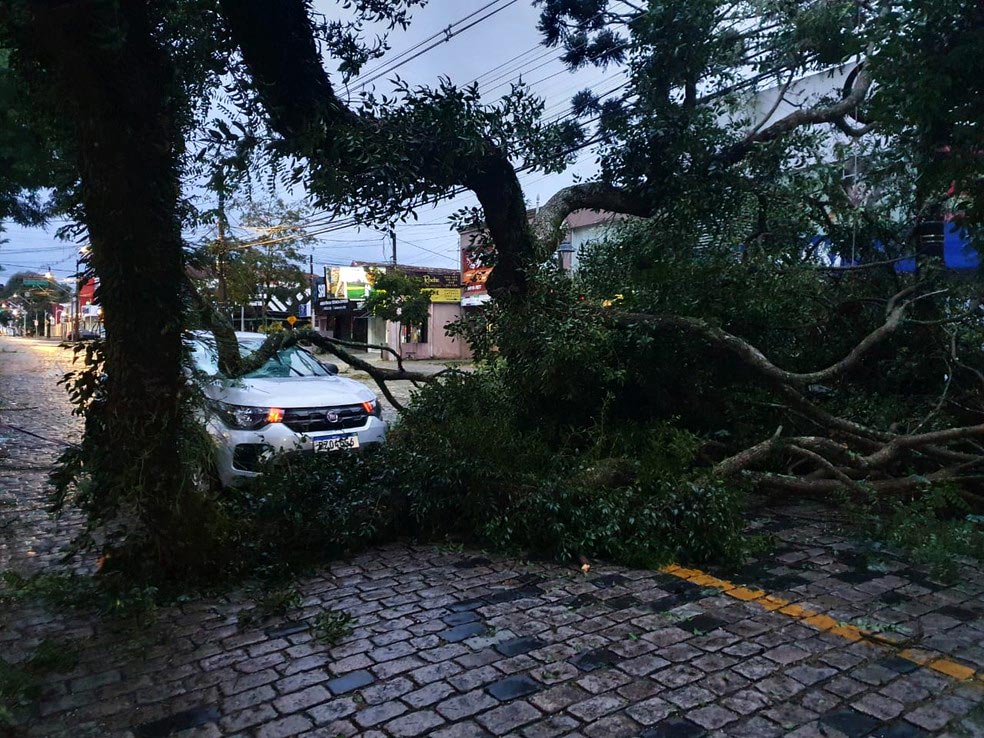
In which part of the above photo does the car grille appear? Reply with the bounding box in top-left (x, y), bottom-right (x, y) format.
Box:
top-left (282, 404), bottom-right (369, 433)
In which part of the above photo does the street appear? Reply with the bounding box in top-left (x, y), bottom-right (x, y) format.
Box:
top-left (1, 336), bottom-right (983, 737)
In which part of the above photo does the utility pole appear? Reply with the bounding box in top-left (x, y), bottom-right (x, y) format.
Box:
top-left (73, 245), bottom-right (88, 341)
top-left (216, 182), bottom-right (229, 314)
top-left (73, 256), bottom-right (81, 341)
top-left (309, 251), bottom-right (316, 330)
top-left (390, 226), bottom-right (397, 266)
top-left (261, 243), bottom-right (272, 330)
top-left (216, 215), bottom-right (228, 303)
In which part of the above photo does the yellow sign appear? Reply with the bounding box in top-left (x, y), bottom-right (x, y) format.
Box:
top-left (424, 288), bottom-right (462, 303)
top-left (286, 315), bottom-right (298, 326)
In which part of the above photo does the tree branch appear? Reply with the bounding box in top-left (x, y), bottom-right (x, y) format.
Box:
top-left (860, 423), bottom-right (984, 469)
top-left (833, 116), bottom-right (873, 138)
top-left (719, 65), bottom-right (872, 166)
top-left (713, 426), bottom-right (783, 476)
top-left (291, 330), bottom-right (436, 412)
top-left (787, 444), bottom-right (870, 497)
top-left (530, 182), bottom-right (651, 253)
top-left (187, 273), bottom-right (437, 412)
top-left (185, 274), bottom-right (245, 376)
top-left (746, 70), bottom-right (795, 138)
top-left (219, 0), bottom-right (536, 298)
top-left (614, 284), bottom-right (917, 387)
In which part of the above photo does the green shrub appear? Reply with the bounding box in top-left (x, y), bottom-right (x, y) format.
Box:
top-left (869, 485), bottom-right (984, 581)
top-left (223, 447), bottom-right (402, 570)
top-left (228, 369), bottom-right (755, 571)
top-left (392, 371), bottom-right (751, 565)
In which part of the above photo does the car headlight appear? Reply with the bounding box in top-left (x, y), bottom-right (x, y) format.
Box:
top-left (210, 401), bottom-right (285, 429)
top-left (361, 398), bottom-right (382, 418)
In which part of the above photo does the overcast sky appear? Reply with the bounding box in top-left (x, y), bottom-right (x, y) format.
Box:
top-left (1, 0), bottom-right (622, 281)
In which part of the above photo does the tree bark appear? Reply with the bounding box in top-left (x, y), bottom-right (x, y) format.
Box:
top-left (530, 182), bottom-right (651, 254)
top-left (17, 1), bottom-right (198, 571)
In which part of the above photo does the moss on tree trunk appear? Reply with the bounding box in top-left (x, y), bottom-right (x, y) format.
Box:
top-left (17, 1), bottom-right (212, 574)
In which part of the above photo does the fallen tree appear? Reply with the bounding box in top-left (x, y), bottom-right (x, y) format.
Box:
top-left (3, 0), bottom-right (980, 575)
top-left (186, 276), bottom-right (443, 411)
top-left (598, 272), bottom-right (984, 504)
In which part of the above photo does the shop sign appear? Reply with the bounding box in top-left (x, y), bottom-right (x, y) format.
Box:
top-left (319, 298), bottom-right (350, 312)
top-left (325, 266), bottom-right (371, 300)
top-left (424, 287), bottom-right (463, 303)
top-left (461, 293), bottom-right (491, 307)
top-left (417, 271), bottom-right (460, 289)
top-left (325, 264), bottom-right (461, 304)
top-left (461, 245), bottom-right (492, 296)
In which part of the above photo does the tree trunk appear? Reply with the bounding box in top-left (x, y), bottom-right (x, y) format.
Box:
top-left (18, 1), bottom-right (200, 572)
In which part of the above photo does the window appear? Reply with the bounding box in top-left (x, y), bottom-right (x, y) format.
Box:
top-left (402, 321), bottom-right (428, 344)
top-left (189, 337), bottom-right (329, 378)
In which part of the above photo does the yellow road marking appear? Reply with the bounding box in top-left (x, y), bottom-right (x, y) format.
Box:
top-left (803, 614), bottom-right (839, 631)
top-left (759, 595), bottom-right (788, 611)
top-left (829, 624), bottom-right (865, 642)
top-left (899, 648), bottom-right (935, 665)
top-left (930, 659), bottom-right (976, 681)
top-left (729, 587), bottom-right (766, 601)
top-left (659, 563), bottom-right (979, 683)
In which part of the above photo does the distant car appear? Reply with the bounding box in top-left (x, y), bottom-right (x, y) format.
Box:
top-left (77, 330), bottom-right (101, 341)
top-left (187, 331), bottom-right (386, 487)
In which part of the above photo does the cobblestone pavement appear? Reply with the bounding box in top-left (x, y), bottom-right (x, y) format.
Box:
top-left (1, 336), bottom-right (983, 738)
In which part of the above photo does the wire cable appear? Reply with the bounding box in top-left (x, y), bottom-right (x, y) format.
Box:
top-left (351, 0), bottom-right (515, 83)
top-left (352, 0), bottom-right (521, 90)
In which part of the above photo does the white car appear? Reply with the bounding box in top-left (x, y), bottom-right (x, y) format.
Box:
top-left (188, 331), bottom-right (387, 487)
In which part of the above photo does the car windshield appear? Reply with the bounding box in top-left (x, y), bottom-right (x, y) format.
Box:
top-left (189, 337), bottom-right (330, 378)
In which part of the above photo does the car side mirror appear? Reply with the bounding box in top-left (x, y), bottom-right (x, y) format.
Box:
top-left (321, 361), bottom-right (339, 375)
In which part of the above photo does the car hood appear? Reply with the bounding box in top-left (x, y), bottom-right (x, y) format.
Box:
top-left (205, 375), bottom-right (376, 408)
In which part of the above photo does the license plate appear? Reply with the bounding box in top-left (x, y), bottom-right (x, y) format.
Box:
top-left (313, 434), bottom-right (360, 452)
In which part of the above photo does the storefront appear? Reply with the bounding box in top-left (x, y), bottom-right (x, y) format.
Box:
top-left (316, 266), bottom-right (384, 348)
top-left (318, 263), bottom-right (467, 360)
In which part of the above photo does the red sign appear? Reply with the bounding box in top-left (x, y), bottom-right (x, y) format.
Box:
top-left (461, 244), bottom-right (492, 295)
top-left (79, 278), bottom-right (97, 308)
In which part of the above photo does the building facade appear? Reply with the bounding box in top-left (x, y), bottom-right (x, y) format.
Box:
top-left (459, 208), bottom-right (623, 305)
top-left (315, 262), bottom-right (468, 361)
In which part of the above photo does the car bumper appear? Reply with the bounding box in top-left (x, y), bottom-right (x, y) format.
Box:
top-left (208, 417), bottom-right (388, 487)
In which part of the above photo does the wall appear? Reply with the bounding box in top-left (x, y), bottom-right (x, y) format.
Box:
top-left (429, 302), bottom-right (467, 359)
top-left (569, 220), bottom-right (617, 271)
top-left (384, 301), bottom-right (468, 360)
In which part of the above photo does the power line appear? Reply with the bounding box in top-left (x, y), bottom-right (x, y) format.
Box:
top-left (351, 0), bottom-right (514, 83)
top-left (214, 66), bottom-right (634, 250)
top-left (477, 49), bottom-right (562, 94)
top-left (351, 0), bottom-right (521, 91)
top-left (465, 44), bottom-right (544, 86)
top-left (395, 235), bottom-right (458, 263)
top-left (0, 246), bottom-right (78, 255)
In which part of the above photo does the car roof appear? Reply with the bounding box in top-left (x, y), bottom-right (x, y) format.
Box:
top-left (188, 330), bottom-right (267, 342)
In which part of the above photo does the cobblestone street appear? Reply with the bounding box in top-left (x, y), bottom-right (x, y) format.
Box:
top-left (1, 336), bottom-right (983, 737)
